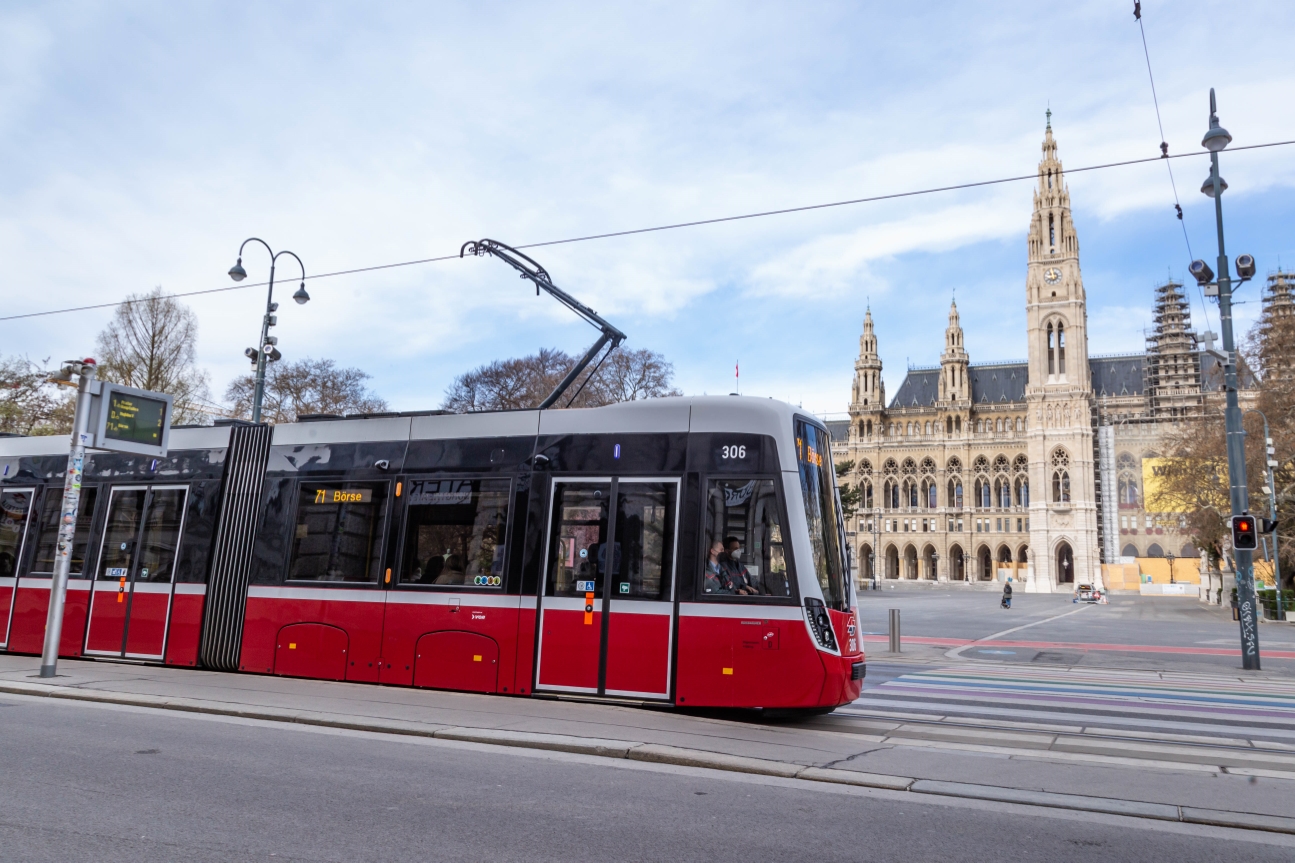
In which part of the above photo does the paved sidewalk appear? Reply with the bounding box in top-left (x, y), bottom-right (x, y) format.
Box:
top-left (4, 653), bottom-right (1295, 835)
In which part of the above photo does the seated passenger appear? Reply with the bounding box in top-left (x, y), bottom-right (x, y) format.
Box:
top-left (703, 540), bottom-right (731, 594)
top-left (720, 536), bottom-right (758, 595)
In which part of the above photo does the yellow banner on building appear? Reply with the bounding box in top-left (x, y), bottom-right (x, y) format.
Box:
top-left (1142, 457), bottom-right (1190, 512)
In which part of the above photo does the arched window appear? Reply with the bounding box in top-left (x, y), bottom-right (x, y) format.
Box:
top-left (927, 481), bottom-right (938, 509)
top-left (866, 420), bottom-right (873, 437)
top-left (1050, 471), bottom-right (1070, 503)
top-left (906, 422), bottom-right (912, 436)
top-left (946, 417), bottom-right (953, 434)
top-left (955, 416), bottom-right (961, 432)
top-left (1121, 544), bottom-right (1139, 558)
top-left (980, 479), bottom-right (992, 509)
top-left (1015, 417), bottom-right (1023, 432)
top-left (864, 482), bottom-right (873, 509)
top-left (925, 421), bottom-right (931, 435)
top-left (1015, 477), bottom-right (1029, 507)
top-left (1048, 213), bottom-right (1055, 248)
top-left (998, 479), bottom-right (1011, 509)
top-left (1147, 543), bottom-right (1164, 558)
top-left (908, 481), bottom-right (918, 508)
top-left (1057, 324), bottom-right (1066, 375)
top-left (948, 479), bottom-right (963, 508)
top-left (1047, 323), bottom-right (1055, 375)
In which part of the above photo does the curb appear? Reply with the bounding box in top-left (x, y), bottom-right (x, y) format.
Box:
top-left (4, 679), bottom-right (1294, 837)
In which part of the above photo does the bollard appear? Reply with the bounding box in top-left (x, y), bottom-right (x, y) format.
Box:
top-left (888, 608), bottom-right (901, 653)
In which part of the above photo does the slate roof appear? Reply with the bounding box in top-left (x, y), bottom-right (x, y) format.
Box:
top-left (889, 362), bottom-right (1030, 408)
top-left (825, 420), bottom-right (850, 443)
top-left (1089, 354), bottom-right (1145, 397)
top-left (882, 350), bottom-right (1252, 412)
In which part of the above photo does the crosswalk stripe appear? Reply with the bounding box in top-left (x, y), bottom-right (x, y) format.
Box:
top-left (847, 664), bottom-right (1295, 740)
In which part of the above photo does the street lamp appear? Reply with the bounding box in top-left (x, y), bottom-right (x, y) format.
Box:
top-left (228, 238), bottom-right (309, 424)
top-left (1189, 88), bottom-right (1262, 668)
top-left (962, 552), bottom-right (970, 584)
top-left (1166, 551), bottom-right (1176, 586)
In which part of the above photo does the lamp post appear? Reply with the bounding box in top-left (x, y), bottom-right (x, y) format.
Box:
top-left (1166, 551), bottom-right (1176, 586)
top-left (1189, 89), bottom-right (1261, 669)
top-left (228, 238), bottom-right (309, 423)
top-left (962, 552), bottom-right (970, 584)
top-left (1246, 408), bottom-right (1285, 622)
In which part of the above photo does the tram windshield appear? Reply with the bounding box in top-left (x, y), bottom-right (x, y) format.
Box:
top-left (795, 420), bottom-right (847, 609)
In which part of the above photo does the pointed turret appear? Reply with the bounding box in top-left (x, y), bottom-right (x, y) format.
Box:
top-left (938, 299), bottom-right (969, 402)
top-left (852, 308), bottom-right (884, 408)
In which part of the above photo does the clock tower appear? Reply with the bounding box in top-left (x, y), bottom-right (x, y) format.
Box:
top-left (1024, 113), bottom-right (1100, 592)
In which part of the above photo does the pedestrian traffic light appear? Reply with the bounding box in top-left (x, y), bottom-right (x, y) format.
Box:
top-left (1231, 514), bottom-right (1258, 550)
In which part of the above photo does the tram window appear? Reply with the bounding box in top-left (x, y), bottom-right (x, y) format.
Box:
top-left (614, 482), bottom-right (677, 600)
top-left (796, 421), bottom-right (847, 609)
top-left (32, 486), bottom-right (99, 576)
top-left (702, 479), bottom-right (790, 599)
top-left (288, 482), bottom-right (388, 583)
top-left (400, 478), bottom-right (510, 588)
top-left (547, 483), bottom-right (610, 598)
top-left (0, 489), bottom-right (35, 578)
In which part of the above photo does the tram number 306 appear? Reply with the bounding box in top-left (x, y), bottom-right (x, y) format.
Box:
top-left (720, 445), bottom-right (747, 459)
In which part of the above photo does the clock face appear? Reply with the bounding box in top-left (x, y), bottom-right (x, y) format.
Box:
top-left (1044, 267), bottom-right (1061, 285)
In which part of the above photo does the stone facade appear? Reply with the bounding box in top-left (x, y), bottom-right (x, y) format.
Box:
top-left (829, 120), bottom-right (1248, 592)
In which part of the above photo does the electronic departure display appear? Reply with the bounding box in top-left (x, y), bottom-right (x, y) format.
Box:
top-left (91, 383), bottom-right (173, 457)
top-left (103, 391), bottom-right (167, 447)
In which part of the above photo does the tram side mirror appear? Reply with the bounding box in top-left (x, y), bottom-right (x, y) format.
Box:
top-left (531, 453), bottom-right (552, 470)
top-left (373, 459), bottom-right (390, 471)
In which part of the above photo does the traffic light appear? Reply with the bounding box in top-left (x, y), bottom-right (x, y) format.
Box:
top-left (1231, 514), bottom-right (1258, 550)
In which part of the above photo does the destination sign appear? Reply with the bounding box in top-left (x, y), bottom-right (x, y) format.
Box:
top-left (103, 391), bottom-right (167, 447)
top-left (307, 487), bottom-right (374, 505)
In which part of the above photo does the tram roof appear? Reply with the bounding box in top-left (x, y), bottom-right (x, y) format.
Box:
top-left (0, 396), bottom-right (819, 468)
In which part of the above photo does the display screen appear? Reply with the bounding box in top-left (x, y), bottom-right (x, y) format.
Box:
top-left (306, 487), bottom-right (374, 505)
top-left (103, 391), bottom-right (168, 446)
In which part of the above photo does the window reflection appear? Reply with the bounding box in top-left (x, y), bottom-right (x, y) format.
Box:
top-left (401, 478), bottom-right (510, 587)
top-left (702, 478), bottom-right (790, 599)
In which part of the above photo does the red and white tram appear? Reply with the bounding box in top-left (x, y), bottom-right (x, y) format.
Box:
top-left (0, 396), bottom-right (864, 710)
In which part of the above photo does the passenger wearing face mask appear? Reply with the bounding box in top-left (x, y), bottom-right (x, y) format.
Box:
top-left (720, 536), bottom-right (758, 595)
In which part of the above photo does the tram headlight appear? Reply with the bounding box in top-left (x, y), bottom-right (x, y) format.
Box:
top-left (804, 597), bottom-right (838, 652)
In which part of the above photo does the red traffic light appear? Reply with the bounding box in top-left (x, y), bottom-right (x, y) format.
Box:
top-left (1231, 515), bottom-right (1258, 550)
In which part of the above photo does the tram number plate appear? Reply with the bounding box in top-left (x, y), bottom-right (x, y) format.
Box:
top-left (575, 580), bottom-right (596, 592)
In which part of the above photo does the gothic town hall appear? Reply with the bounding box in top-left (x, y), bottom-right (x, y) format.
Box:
top-left (827, 120), bottom-right (1245, 592)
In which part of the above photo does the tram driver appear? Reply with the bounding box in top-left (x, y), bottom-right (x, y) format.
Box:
top-left (722, 536), bottom-right (758, 595)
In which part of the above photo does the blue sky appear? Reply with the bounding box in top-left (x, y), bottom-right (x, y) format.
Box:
top-left (1, 1), bottom-right (1293, 418)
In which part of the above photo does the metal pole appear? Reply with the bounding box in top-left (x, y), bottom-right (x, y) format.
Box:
top-left (888, 608), bottom-right (901, 653)
top-left (1248, 410), bottom-right (1284, 622)
top-left (1208, 90), bottom-right (1260, 669)
top-left (251, 259), bottom-right (276, 424)
top-left (39, 361), bottom-right (97, 678)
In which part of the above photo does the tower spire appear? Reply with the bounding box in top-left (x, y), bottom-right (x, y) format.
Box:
top-left (939, 298), bottom-right (969, 403)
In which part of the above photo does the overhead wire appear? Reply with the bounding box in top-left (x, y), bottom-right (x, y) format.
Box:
top-left (1, 139), bottom-right (1293, 324)
top-left (1134, 1), bottom-right (1213, 332)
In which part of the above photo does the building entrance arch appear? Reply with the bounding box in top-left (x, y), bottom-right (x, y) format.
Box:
top-left (1056, 541), bottom-right (1075, 584)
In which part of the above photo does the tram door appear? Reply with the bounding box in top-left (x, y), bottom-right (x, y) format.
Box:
top-left (535, 478), bottom-right (678, 699)
top-left (84, 486), bottom-right (188, 660)
top-left (0, 488), bottom-right (36, 648)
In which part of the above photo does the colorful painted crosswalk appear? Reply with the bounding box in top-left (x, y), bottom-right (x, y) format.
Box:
top-left (842, 664), bottom-right (1295, 741)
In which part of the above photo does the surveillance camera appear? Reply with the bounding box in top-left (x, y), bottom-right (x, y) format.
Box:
top-left (244, 347), bottom-right (259, 362)
top-left (1188, 259), bottom-right (1214, 285)
top-left (1236, 254), bottom-right (1256, 279)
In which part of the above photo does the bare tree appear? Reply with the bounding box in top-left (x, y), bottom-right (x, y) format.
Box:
top-left (583, 348), bottom-right (683, 404)
top-left (443, 346), bottom-right (681, 413)
top-left (225, 358), bottom-right (388, 423)
top-left (95, 287), bottom-right (212, 425)
top-left (0, 356), bottom-right (75, 436)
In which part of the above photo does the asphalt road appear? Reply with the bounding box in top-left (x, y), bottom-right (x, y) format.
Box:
top-left (1, 693), bottom-right (1289, 862)
top-left (855, 588), bottom-right (1295, 673)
